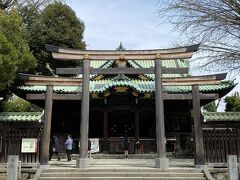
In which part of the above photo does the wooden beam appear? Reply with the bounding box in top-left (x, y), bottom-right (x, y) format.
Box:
top-left (46, 44), bottom-right (200, 54)
top-left (56, 67), bottom-right (189, 75)
top-left (18, 73), bottom-right (82, 86)
top-left (163, 93), bottom-right (219, 100)
top-left (161, 73), bottom-right (226, 85)
top-left (52, 51), bottom-right (194, 61)
top-left (26, 93), bottom-right (82, 100)
top-left (26, 93), bottom-right (219, 100)
top-left (162, 80), bottom-right (221, 86)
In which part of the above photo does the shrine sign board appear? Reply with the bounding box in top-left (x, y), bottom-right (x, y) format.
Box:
top-left (21, 138), bottom-right (38, 153)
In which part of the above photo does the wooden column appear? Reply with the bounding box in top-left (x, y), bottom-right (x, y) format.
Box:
top-left (155, 59), bottom-right (168, 168)
top-left (192, 85), bottom-right (205, 166)
top-left (77, 59), bottom-right (90, 168)
top-left (103, 110), bottom-right (108, 150)
top-left (40, 85), bottom-right (53, 166)
top-left (134, 111), bottom-right (139, 142)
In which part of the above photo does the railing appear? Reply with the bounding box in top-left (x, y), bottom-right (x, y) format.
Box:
top-left (0, 125), bottom-right (42, 164)
top-left (203, 128), bottom-right (240, 163)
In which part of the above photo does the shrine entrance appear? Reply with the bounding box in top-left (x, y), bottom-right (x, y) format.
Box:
top-left (18, 43), bottom-right (228, 168)
top-left (109, 110), bottom-right (134, 137)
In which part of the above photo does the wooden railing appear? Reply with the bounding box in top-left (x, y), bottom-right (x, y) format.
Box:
top-left (203, 128), bottom-right (240, 163)
top-left (0, 124), bottom-right (42, 164)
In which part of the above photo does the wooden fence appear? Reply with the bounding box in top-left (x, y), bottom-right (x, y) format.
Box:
top-left (0, 123), bottom-right (42, 164)
top-left (203, 128), bottom-right (240, 163)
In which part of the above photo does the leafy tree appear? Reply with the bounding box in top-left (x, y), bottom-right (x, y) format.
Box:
top-left (22, 2), bottom-right (86, 74)
top-left (203, 101), bottom-right (217, 112)
top-left (0, 10), bottom-right (36, 92)
top-left (224, 92), bottom-right (240, 112)
top-left (0, 0), bottom-right (64, 10)
top-left (157, 0), bottom-right (240, 73)
top-left (0, 94), bottom-right (42, 112)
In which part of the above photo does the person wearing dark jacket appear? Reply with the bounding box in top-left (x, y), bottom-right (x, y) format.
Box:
top-left (88, 139), bottom-right (92, 159)
top-left (49, 135), bottom-right (60, 161)
top-left (123, 135), bottom-right (129, 159)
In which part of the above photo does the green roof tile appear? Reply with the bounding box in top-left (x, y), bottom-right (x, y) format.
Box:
top-left (203, 112), bottom-right (240, 122)
top-left (128, 60), bottom-right (188, 79)
top-left (0, 112), bottom-right (43, 122)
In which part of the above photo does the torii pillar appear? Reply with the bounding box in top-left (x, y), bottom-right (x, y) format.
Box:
top-left (155, 58), bottom-right (169, 168)
top-left (77, 59), bottom-right (90, 168)
top-left (40, 85), bottom-right (53, 168)
top-left (192, 85), bottom-right (205, 167)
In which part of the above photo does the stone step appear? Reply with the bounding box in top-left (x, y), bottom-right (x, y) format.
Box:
top-left (44, 168), bottom-right (202, 173)
top-left (41, 172), bottom-right (204, 177)
top-left (39, 177), bottom-right (206, 180)
top-left (39, 167), bottom-right (206, 180)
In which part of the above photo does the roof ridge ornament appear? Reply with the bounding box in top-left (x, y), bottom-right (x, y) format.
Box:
top-left (84, 54), bottom-right (89, 60)
top-left (116, 42), bottom-right (126, 51)
top-left (119, 53), bottom-right (125, 60)
top-left (156, 53), bottom-right (161, 59)
top-left (112, 74), bottom-right (131, 82)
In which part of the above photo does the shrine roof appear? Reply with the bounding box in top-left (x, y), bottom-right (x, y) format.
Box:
top-left (90, 59), bottom-right (189, 79)
top-left (203, 112), bottom-right (240, 122)
top-left (0, 112), bottom-right (43, 123)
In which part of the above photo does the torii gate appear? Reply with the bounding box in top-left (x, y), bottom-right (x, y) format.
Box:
top-left (19, 44), bottom-right (226, 169)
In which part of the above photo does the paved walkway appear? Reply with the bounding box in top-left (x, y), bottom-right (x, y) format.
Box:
top-left (49, 157), bottom-right (194, 169)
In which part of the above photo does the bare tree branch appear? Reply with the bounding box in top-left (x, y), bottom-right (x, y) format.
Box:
top-left (157, 0), bottom-right (240, 73)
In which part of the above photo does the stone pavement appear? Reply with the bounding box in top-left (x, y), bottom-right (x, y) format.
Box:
top-left (48, 156), bottom-right (194, 169)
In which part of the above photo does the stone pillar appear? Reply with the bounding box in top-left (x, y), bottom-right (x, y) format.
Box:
top-left (7, 155), bottom-right (19, 180)
top-left (77, 59), bottom-right (90, 168)
top-left (228, 155), bottom-right (239, 180)
top-left (40, 85), bottom-right (53, 167)
top-left (192, 85), bottom-right (205, 167)
top-left (154, 59), bottom-right (169, 168)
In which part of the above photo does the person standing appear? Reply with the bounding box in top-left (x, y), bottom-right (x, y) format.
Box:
top-left (88, 139), bottom-right (92, 159)
top-left (49, 135), bottom-right (60, 161)
top-left (65, 134), bottom-right (73, 161)
top-left (123, 134), bottom-right (129, 159)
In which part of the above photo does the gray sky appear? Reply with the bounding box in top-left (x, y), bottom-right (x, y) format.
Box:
top-left (67, 0), bottom-right (239, 111)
